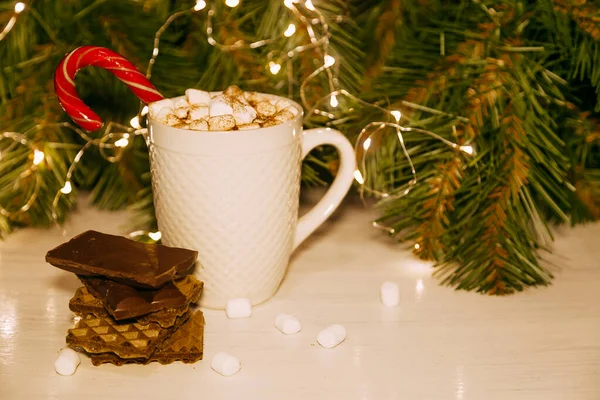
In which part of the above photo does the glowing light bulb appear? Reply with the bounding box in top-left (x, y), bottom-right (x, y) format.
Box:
top-left (14, 2), bottom-right (25, 13)
top-left (141, 106), bottom-right (149, 116)
top-left (363, 137), bottom-right (371, 151)
top-left (225, 0), bottom-right (239, 7)
top-left (305, 0), bottom-right (315, 10)
top-left (32, 149), bottom-right (45, 165)
top-left (391, 110), bottom-right (401, 122)
top-left (269, 61), bottom-right (281, 75)
top-left (284, 0), bottom-right (297, 8)
top-left (414, 243), bottom-right (420, 250)
top-left (324, 55), bottom-right (335, 67)
top-left (194, 0), bottom-right (207, 10)
top-left (460, 145), bottom-right (474, 155)
top-left (130, 116), bottom-right (141, 129)
top-left (148, 231), bottom-right (162, 241)
top-left (330, 94), bottom-right (338, 107)
top-left (114, 138), bottom-right (129, 148)
top-left (353, 170), bottom-right (364, 185)
top-left (283, 23), bottom-right (296, 37)
top-left (60, 181), bottom-right (72, 194)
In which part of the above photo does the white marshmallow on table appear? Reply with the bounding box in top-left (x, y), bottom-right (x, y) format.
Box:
top-left (211, 352), bottom-right (241, 377)
top-left (185, 88), bottom-right (211, 106)
top-left (317, 324), bottom-right (346, 349)
top-left (274, 314), bottom-right (302, 335)
top-left (380, 281), bottom-right (400, 307)
top-left (225, 298), bottom-right (252, 318)
top-left (54, 347), bottom-right (80, 376)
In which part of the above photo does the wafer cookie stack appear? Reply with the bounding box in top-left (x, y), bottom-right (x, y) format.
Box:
top-left (45, 230), bottom-right (205, 366)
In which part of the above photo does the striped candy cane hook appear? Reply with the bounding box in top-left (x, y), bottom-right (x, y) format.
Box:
top-left (54, 46), bottom-right (164, 132)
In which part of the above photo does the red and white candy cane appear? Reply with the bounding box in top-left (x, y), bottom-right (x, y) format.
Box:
top-left (54, 46), bottom-right (164, 132)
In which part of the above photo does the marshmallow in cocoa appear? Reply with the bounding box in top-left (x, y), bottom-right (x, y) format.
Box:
top-left (209, 114), bottom-right (236, 131)
top-left (186, 88), bottom-right (211, 105)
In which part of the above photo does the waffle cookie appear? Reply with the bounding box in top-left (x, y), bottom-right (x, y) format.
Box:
top-left (67, 311), bottom-right (190, 359)
top-left (90, 310), bottom-right (205, 366)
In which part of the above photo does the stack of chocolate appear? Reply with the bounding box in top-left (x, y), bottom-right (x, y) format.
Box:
top-left (45, 230), bottom-right (205, 366)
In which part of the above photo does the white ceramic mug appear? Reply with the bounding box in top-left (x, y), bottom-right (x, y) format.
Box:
top-left (146, 92), bottom-right (355, 309)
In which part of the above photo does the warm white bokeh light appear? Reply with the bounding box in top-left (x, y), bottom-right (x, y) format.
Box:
top-left (114, 138), bottom-right (129, 148)
top-left (330, 94), bottom-right (338, 107)
top-left (363, 137), bottom-right (371, 151)
top-left (353, 170), bottom-right (364, 184)
top-left (32, 149), bottom-right (45, 165)
top-left (283, 23), bottom-right (296, 37)
top-left (130, 116), bottom-right (141, 129)
top-left (148, 231), bottom-right (162, 241)
top-left (269, 61), bottom-right (281, 75)
top-left (283, 0), bottom-right (297, 9)
top-left (60, 181), bottom-right (72, 194)
top-left (194, 0), bottom-right (207, 10)
top-left (14, 2), bottom-right (25, 13)
top-left (460, 145), bottom-right (474, 155)
top-left (324, 55), bottom-right (335, 67)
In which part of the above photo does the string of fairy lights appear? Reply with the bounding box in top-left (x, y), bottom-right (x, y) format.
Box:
top-left (1, 0), bottom-right (473, 244)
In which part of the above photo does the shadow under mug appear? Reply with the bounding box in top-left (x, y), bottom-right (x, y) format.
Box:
top-left (146, 92), bottom-right (356, 309)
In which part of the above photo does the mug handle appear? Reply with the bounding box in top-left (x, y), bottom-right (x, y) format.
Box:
top-left (293, 127), bottom-right (356, 250)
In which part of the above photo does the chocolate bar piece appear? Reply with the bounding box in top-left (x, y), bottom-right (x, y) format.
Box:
top-left (90, 311), bottom-right (205, 366)
top-left (66, 311), bottom-right (189, 359)
top-left (69, 276), bottom-right (203, 328)
top-left (79, 277), bottom-right (185, 320)
top-left (45, 230), bottom-right (198, 288)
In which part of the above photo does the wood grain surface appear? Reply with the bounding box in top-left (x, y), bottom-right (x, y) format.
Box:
top-left (1, 195), bottom-right (598, 399)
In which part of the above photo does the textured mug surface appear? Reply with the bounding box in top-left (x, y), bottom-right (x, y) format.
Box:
top-left (147, 93), bottom-right (355, 309)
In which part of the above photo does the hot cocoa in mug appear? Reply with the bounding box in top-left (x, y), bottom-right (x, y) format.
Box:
top-left (146, 85), bottom-right (356, 309)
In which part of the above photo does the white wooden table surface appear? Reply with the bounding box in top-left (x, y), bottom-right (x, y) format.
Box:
top-left (1, 194), bottom-right (599, 400)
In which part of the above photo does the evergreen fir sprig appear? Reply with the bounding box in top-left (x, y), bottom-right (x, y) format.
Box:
top-left (360, 0), bottom-right (598, 294)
